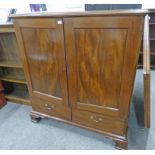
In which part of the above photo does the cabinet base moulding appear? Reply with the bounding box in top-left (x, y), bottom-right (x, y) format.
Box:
top-left (30, 110), bottom-right (128, 150)
top-left (115, 140), bottom-right (128, 150)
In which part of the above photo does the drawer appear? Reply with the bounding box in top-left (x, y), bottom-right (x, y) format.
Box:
top-left (72, 109), bottom-right (126, 135)
top-left (32, 97), bottom-right (71, 120)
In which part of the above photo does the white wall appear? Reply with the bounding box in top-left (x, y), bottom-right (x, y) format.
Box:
top-left (0, 4), bottom-right (85, 13)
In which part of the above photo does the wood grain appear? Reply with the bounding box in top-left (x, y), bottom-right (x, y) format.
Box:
top-left (21, 28), bottom-right (62, 97)
top-left (75, 28), bottom-right (127, 109)
top-left (144, 74), bottom-right (150, 128)
top-left (64, 16), bottom-right (143, 120)
top-left (13, 18), bottom-right (71, 119)
top-left (12, 12), bottom-right (146, 149)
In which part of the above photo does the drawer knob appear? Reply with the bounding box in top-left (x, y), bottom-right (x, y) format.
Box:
top-left (90, 115), bottom-right (103, 123)
top-left (45, 103), bottom-right (55, 110)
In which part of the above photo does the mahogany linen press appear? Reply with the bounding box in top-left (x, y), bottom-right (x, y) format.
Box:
top-left (11, 9), bottom-right (149, 149)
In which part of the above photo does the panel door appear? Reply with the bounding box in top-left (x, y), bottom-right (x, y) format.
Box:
top-left (64, 16), bottom-right (143, 119)
top-left (14, 18), bottom-right (71, 119)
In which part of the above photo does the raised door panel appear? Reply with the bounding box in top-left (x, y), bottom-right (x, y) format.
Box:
top-left (14, 18), bottom-right (71, 119)
top-left (75, 28), bottom-right (126, 109)
top-left (21, 28), bottom-right (62, 98)
top-left (64, 16), bottom-right (143, 120)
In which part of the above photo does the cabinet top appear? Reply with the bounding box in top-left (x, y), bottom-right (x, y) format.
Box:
top-left (10, 9), bottom-right (148, 18)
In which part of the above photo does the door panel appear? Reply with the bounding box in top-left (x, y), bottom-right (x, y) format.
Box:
top-left (64, 16), bottom-right (143, 118)
top-left (14, 18), bottom-right (71, 119)
top-left (75, 28), bottom-right (127, 109)
top-left (21, 28), bottom-right (62, 98)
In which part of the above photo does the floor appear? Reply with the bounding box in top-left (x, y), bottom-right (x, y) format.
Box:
top-left (0, 69), bottom-right (154, 150)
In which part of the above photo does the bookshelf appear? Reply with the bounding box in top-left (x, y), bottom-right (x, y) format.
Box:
top-left (0, 24), bottom-right (30, 105)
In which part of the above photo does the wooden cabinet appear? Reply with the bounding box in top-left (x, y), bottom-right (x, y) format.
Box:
top-left (0, 24), bottom-right (30, 105)
top-left (12, 10), bottom-right (147, 149)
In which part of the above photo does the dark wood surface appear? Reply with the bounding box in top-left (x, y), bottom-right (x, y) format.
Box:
top-left (13, 18), bottom-right (71, 119)
top-left (64, 16), bottom-right (143, 122)
top-left (144, 74), bottom-right (150, 128)
top-left (13, 11), bottom-right (145, 149)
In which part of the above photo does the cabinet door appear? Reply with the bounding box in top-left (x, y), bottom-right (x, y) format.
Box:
top-left (14, 18), bottom-right (71, 119)
top-left (64, 16), bottom-right (143, 119)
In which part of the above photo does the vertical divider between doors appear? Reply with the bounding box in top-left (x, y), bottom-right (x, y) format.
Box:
top-left (61, 18), bottom-right (73, 120)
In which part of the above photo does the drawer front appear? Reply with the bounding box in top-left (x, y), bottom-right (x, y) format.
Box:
top-left (72, 109), bottom-right (126, 135)
top-left (32, 97), bottom-right (71, 120)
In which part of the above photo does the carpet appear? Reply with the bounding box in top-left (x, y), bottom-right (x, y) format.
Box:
top-left (0, 69), bottom-right (154, 150)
